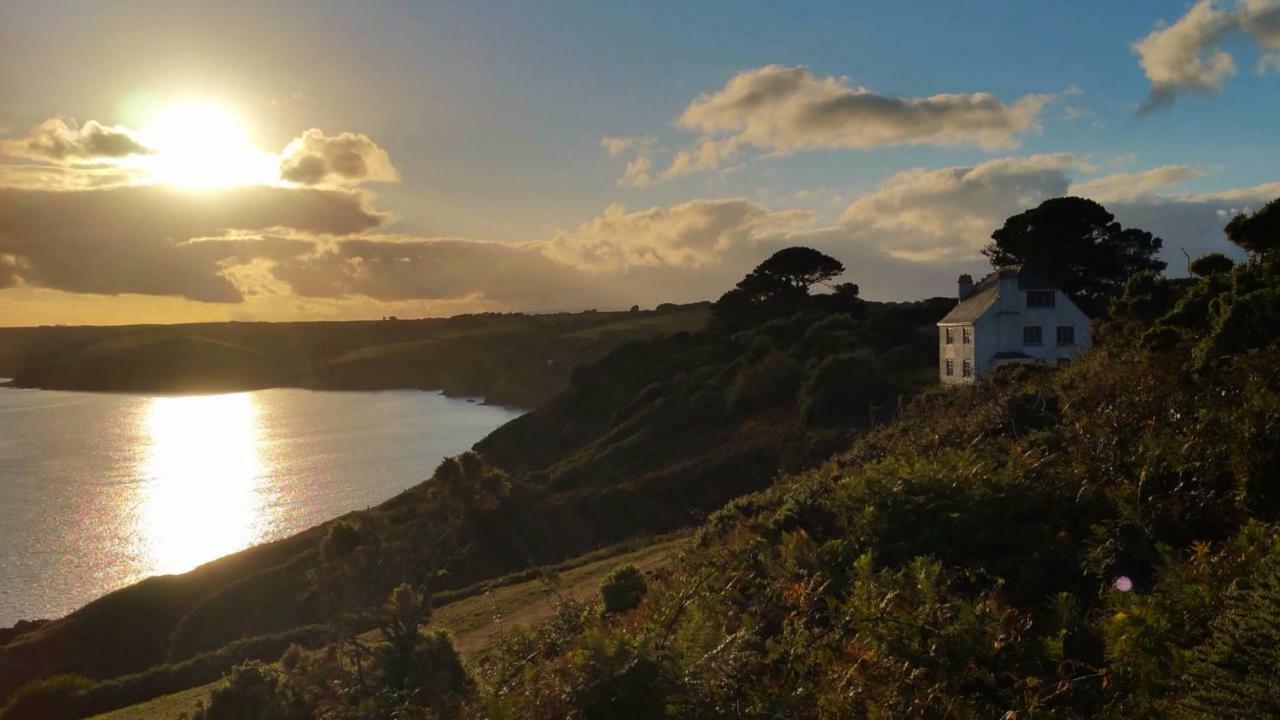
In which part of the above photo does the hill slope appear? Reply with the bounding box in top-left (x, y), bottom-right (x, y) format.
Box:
top-left (472, 257), bottom-right (1280, 718)
top-left (0, 292), bottom-right (950, 708)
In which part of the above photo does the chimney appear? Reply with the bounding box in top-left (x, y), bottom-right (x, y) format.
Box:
top-left (958, 274), bottom-right (974, 300)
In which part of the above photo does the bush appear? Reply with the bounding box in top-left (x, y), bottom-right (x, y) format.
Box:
top-left (0, 674), bottom-right (93, 720)
top-left (600, 565), bottom-right (647, 614)
top-left (194, 662), bottom-right (299, 720)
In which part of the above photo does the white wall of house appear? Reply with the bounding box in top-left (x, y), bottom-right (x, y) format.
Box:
top-left (938, 275), bottom-right (1092, 384)
top-left (937, 323), bottom-right (976, 384)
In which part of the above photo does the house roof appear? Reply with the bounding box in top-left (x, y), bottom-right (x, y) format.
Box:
top-left (937, 265), bottom-right (1057, 325)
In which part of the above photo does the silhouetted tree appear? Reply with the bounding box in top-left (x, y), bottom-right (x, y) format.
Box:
top-left (983, 197), bottom-right (1165, 316)
top-left (739, 246), bottom-right (845, 297)
top-left (1188, 252), bottom-right (1235, 277)
top-left (1224, 198), bottom-right (1279, 256)
top-left (712, 247), bottom-right (845, 330)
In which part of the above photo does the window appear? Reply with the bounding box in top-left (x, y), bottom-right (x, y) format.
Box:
top-left (944, 327), bottom-right (954, 345)
top-left (1056, 326), bottom-right (1075, 346)
top-left (945, 358), bottom-right (954, 376)
top-left (962, 359), bottom-right (972, 378)
top-left (1023, 326), bottom-right (1043, 346)
top-left (961, 327), bottom-right (971, 345)
top-left (1026, 290), bottom-right (1055, 308)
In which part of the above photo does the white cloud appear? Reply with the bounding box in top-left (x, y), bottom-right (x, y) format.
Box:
top-left (1134, 0), bottom-right (1280, 111)
top-left (543, 199), bottom-right (812, 271)
top-left (1068, 164), bottom-right (1202, 202)
top-left (837, 154), bottom-right (1087, 261)
top-left (604, 65), bottom-right (1052, 185)
top-left (672, 65), bottom-right (1047, 165)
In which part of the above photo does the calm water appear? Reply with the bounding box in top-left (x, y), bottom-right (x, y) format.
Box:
top-left (0, 385), bottom-right (522, 627)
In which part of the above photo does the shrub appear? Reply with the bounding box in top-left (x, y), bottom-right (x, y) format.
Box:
top-left (194, 662), bottom-right (298, 720)
top-left (0, 674), bottom-right (92, 720)
top-left (600, 564), bottom-right (647, 614)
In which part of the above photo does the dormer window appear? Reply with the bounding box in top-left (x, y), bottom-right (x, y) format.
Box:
top-left (1026, 290), bottom-right (1055, 308)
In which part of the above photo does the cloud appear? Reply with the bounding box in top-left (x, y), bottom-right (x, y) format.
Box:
top-left (279, 128), bottom-right (398, 185)
top-left (0, 185), bottom-right (384, 302)
top-left (0, 117), bottom-right (150, 162)
top-left (1134, 0), bottom-right (1280, 111)
top-left (837, 154), bottom-right (1087, 261)
top-left (269, 236), bottom-right (614, 308)
top-left (601, 135), bottom-right (655, 157)
top-left (1108, 181), bottom-right (1280, 264)
top-left (832, 153), bottom-right (1277, 274)
top-left (1067, 164), bottom-right (1202, 202)
top-left (658, 65), bottom-right (1048, 177)
top-left (542, 198), bottom-right (812, 271)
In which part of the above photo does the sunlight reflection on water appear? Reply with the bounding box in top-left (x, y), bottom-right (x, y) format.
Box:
top-left (140, 393), bottom-right (266, 575)
top-left (0, 387), bottom-right (523, 625)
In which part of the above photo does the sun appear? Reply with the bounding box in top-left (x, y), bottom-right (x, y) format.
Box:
top-left (136, 101), bottom-right (278, 189)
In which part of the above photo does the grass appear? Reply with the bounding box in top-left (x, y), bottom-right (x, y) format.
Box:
top-left (86, 535), bottom-right (685, 719)
top-left (88, 683), bottom-right (219, 720)
top-left (564, 308), bottom-right (710, 339)
top-left (435, 534), bottom-right (683, 658)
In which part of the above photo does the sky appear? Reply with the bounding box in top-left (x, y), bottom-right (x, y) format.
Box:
top-left (1, 0), bottom-right (1278, 326)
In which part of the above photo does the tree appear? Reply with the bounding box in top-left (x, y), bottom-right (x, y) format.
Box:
top-left (1224, 197), bottom-right (1279, 256)
top-left (712, 247), bottom-right (845, 330)
top-left (1188, 252), bottom-right (1235, 277)
top-left (737, 246), bottom-right (845, 297)
top-left (983, 197), bottom-right (1165, 316)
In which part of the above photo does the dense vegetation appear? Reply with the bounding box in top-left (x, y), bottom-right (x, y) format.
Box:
top-left (0, 305), bottom-right (709, 406)
top-left (0, 249), bottom-right (945, 714)
top-left (464, 238), bottom-right (1280, 717)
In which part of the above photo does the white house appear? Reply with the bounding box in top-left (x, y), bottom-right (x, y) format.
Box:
top-left (937, 266), bottom-right (1092, 384)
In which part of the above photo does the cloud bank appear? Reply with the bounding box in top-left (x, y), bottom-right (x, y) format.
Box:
top-left (0, 185), bottom-right (383, 301)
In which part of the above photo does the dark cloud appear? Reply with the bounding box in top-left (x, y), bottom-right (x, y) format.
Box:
top-left (0, 185), bottom-right (384, 302)
top-left (1, 117), bottom-right (150, 161)
top-left (279, 129), bottom-right (398, 185)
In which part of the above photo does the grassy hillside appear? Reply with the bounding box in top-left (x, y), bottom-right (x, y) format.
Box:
top-left (87, 254), bottom-right (1277, 719)
top-left (0, 280), bottom-right (949, 711)
top-left (83, 536), bottom-right (685, 720)
top-left (464, 256), bottom-right (1280, 718)
top-left (0, 304), bottom-right (710, 406)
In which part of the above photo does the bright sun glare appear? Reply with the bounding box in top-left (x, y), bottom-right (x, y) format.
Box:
top-left (136, 101), bottom-right (277, 189)
top-left (140, 392), bottom-right (268, 574)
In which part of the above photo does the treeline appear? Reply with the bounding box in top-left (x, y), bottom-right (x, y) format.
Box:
top-left (0, 305), bottom-right (709, 407)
